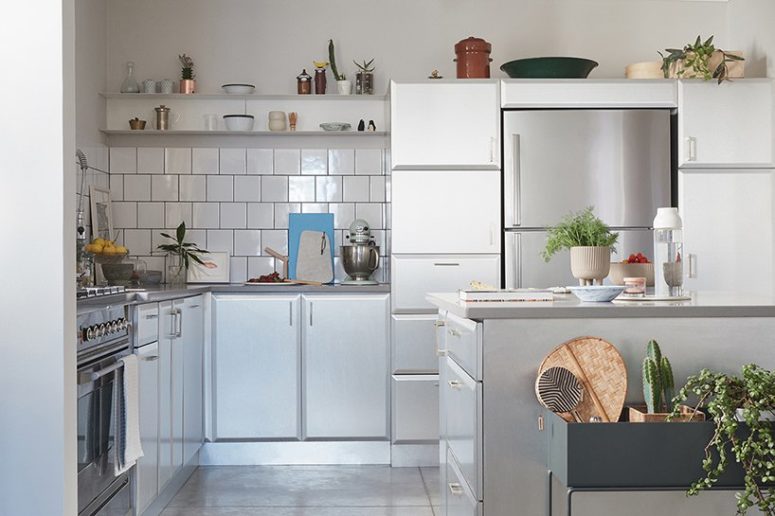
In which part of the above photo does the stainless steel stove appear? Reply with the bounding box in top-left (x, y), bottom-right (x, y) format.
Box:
top-left (76, 285), bottom-right (126, 300)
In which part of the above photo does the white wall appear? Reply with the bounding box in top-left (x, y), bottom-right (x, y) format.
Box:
top-left (107, 0), bottom-right (729, 94)
top-left (728, 0), bottom-right (775, 77)
top-left (0, 0), bottom-right (77, 514)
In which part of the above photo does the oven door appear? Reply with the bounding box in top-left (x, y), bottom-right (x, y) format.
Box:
top-left (77, 344), bottom-right (132, 516)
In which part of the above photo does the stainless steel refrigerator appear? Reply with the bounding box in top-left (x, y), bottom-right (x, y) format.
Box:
top-left (503, 109), bottom-right (673, 288)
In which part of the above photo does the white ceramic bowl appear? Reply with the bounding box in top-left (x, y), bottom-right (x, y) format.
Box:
top-left (223, 114), bottom-right (255, 131)
top-left (568, 285), bottom-right (626, 302)
top-left (222, 83), bottom-right (255, 94)
top-left (320, 122), bottom-right (351, 131)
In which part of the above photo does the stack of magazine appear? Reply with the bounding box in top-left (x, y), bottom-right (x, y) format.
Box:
top-left (458, 289), bottom-right (554, 303)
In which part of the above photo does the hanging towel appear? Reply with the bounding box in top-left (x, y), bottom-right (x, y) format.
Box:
top-left (114, 354), bottom-right (143, 476)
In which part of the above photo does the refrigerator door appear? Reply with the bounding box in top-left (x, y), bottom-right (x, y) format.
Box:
top-left (505, 229), bottom-right (655, 288)
top-left (503, 110), bottom-right (671, 229)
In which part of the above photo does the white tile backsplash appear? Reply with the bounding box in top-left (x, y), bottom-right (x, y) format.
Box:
top-left (247, 203), bottom-right (274, 228)
top-left (138, 148), bottom-right (165, 174)
top-left (110, 148), bottom-right (137, 174)
top-left (302, 203), bottom-right (328, 213)
top-left (370, 176), bottom-right (386, 202)
top-left (329, 203), bottom-right (355, 230)
top-left (137, 202), bottom-right (164, 228)
top-left (289, 176), bottom-right (315, 202)
top-left (192, 203), bottom-right (220, 228)
top-left (262, 230), bottom-right (288, 255)
top-left (220, 203), bottom-right (247, 229)
top-left (165, 148), bottom-right (192, 174)
top-left (179, 175), bottom-right (206, 202)
top-left (112, 202), bottom-right (137, 229)
top-left (230, 256), bottom-right (248, 283)
top-left (248, 257), bottom-right (277, 278)
top-left (316, 176), bottom-right (342, 202)
top-left (207, 176), bottom-right (234, 201)
top-left (234, 176), bottom-right (261, 202)
top-left (207, 229), bottom-right (234, 254)
top-left (234, 230), bottom-right (262, 256)
top-left (220, 148), bottom-right (247, 175)
top-left (110, 175), bottom-right (124, 201)
top-left (356, 149), bottom-right (383, 175)
top-left (261, 176), bottom-right (288, 202)
top-left (274, 149), bottom-right (301, 175)
top-left (273, 203), bottom-right (300, 229)
top-left (192, 148), bottom-right (219, 174)
top-left (343, 176), bottom-right (370, 202)
top-left (165, 202), bottom-right (192, 228)
top-left (123, 229), bottom-right (152, 255)
top-left (328, 149), bottom-right (354, 175)
top-left (247, 149), bottom-right (273, 175)
top-left (356, 203), bottom-right (383, 228)
top-left (123, 175), bottom-right (151, 201)
top-left (151, 175), bottom-right (179, 201)
top-left (302, 149), bottom-right (328, 175)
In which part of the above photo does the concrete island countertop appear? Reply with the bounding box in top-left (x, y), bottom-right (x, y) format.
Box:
top-left (427, 291), bottom-right (775, 320)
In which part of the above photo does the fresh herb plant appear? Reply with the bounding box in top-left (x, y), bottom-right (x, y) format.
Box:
top-left (542, 207), bottom-right (618, 262)
top-left (660, 35), bottom-right (743, 84)
top-left (671, 365), bottom-right (775, 514)
top-left (157, 222), bottom-right (208, 268)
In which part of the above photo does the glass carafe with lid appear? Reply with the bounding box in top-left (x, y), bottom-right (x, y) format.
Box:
top-left (653, 207), bottom-right (684, 297)
top-left (120, 61), bottom-right (140, 93)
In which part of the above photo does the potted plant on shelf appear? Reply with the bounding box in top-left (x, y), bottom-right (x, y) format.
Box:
top-left (157, 222), bottom-right (208, 285)
top-left (178, 53), bottom-right (196, 94)
top-left (660, 35), bottom-right (744, 83)
top-left (329, 39), bottom-right (351, 95)
top-left (354, 58), bottom-right (375, 95)
top-left (670, 364), bottom-right (775, 514)
top-left (542, 207), bottom-right (618, 285)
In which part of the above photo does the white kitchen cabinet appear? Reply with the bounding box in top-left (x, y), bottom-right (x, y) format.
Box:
top-left (392, 375), bottom-right (439, 443)
top-left (392, 315), bottom-right (439, 373)
top-left (678, 80), bottom-right (773, 167)
top-left (213, 295), bottom-right (301, 439)
top-left (171, 313), bottom-right (184, 473)
top-left (390, 81), bottom-right (499, 169)
top-left (392, 170), bottom-right (500, 254)
top-left (679, 169), bottom-right (773, 295)
top-left (182, 296), bottom-right (204, 466)
top-left (303, 294), bottom-right (390, 438)
top-left (157, 300), bottom-right (176, 490)
top-left (135, 341), bottom-right (159, 514)
top-left (446, 447), bottom-right (482, 516)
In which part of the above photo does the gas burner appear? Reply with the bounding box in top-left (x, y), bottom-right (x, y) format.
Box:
top-left (76, 285), bottom-right (126, 300)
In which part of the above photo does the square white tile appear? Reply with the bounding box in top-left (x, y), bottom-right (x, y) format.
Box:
top-left (110, 148), bottom-right (136, 174)
top-left (301, 203), bottom-right (328, 213)
top-left (328, 149), bottom-right (354, 175)
top-left (234, 230), bottom-right (262, 256)
top-left (261, 230), bottom-right (288, 255)
top-left (207, 176), bottom-right (234, 202)
top-left (329, 203), bottom-right (355, 230)
top-left (356, 203), bottom-right (383, 228)
top-left (370, 176), bottom-right (386, 202)
top-left (356, 149), bottom-right (383, 175)
top-left (137, 147), bottom-right (165, 174)
top-left (220, 148), bottom-right (247, 175)
top-left (192, 148), bottom-right (219, 174)
top-left (207, 229), bottom-right (234, 254)
top-left (165, 148), bottom-right (192, 174)
top-left (123, 175), bottom-right (151, 201)
top-left (273, 203), bottom-right (300, 229)
top-left (247, 203), bottom-right (274, 229)
top-left (192, 203), bottom-right (220, 229)
top-left (230, 256), bottom-right (248, 283)
top-left (151, 175), bottom-right (179, 201)
top-left (137, 202), bottom-right (164, 228)
top-left (112, 202), bottom-right (137, 229)
top-left (220, 203), bottom-right (247, 229)
top-left (234, 176), bottom-right (261, 202)
top-left (274, 149), bottom-right (301, 175)
top-left (316, 176), bottom-right (342, 202)
top-left (301, 149), bottom-right (328, 175)
top-left (247, 149), bottom-right (274, 175)
top-left (248, 257), bottom-right (277, 278)
top-left (165, 202), bottom-right (192, 228)
top-left (289, 176), bottom-right (315, 202)
top-left (343, 176), bottom-right (370, 202)
top-left (123, 229), bottom-right (151, 255)
top-left (184, 229), bottom-right (207, 249)
top-left (261, 176), bottom-right (288, 202)
top-left (110, 175), bottom-right (124, 201)
top-left (179, 175), bottom-right (206, 202)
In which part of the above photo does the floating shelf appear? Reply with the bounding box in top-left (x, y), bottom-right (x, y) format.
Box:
top-left (100, 129), bottom-right (388, 137)
top-left (100, 92), bottom-right (388, 101)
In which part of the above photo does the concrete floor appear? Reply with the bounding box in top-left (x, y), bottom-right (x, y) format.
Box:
top-left (161, 466), bottom-right (441, 515)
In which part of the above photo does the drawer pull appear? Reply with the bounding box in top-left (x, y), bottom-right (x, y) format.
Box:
top-left (144, 314), bottom-right (158, 319)
top-left (433, 263), bottom-right (460, 267)
top-left (447, 328), bottom-right (461, 338)
top-left (142, 355), bottom-right (159, 362)
top-left (448, 380), bottom-right (463, 390)
top-left (448, 482), bottom-right (464, 496)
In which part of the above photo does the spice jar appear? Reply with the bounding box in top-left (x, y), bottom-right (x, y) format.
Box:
top-left (454, 36), bottom-right (493, 78)
top-left (296, 69), bottom-right (312, 95)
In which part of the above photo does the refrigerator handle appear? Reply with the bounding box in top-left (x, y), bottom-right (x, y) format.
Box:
top-left (506, 233), bottom-right (520, 289)
top-left (512, 134), bottom-right (522, 226)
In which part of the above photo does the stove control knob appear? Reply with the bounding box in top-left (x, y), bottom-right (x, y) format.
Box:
top-left (120, 318), bottom-right (129, 331)
top-left (85, 327), bottom-right (95, 341)
top-left (109, 321), bottom-right (118, 334)
top-left (96, 324), bottom-right (106, 338)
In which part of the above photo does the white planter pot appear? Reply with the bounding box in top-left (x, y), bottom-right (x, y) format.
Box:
top-left (735, 408), bottom-right (775, 422)
top-left (337, 80), bottom-right (352, 95)
top-left (570, 246), bottom-right (611, 286)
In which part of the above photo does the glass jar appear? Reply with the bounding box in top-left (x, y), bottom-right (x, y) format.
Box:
top-left (653, 208), bottom-right (684, 297)
top-left (166, 255), bottom-right (186, 285)
top-left (120, 61), bottom-right (140, 93)
top-left (297, 69), bottom-right (312, 95)
top-left (355, 72), bottom-right (374, 95)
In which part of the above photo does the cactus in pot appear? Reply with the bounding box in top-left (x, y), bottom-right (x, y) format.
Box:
top-left (642, 340), bottom-right (675, 413)
top-left (328, 39), bottom-right (351, 95)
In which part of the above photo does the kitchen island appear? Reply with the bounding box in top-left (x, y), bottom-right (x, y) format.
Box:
top-left (428, 291), bottom-right (775, 516)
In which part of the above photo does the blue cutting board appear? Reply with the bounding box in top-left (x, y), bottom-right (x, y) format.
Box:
top-left (288, 213), bottom-right (335, 281)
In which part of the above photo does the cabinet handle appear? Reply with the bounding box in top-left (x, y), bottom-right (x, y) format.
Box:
top-left (512, 134), bottom-right (521, 226)
top-left (434, 319), bottom-right (447, 357)
top-left (448, 380), bottom-right (463, 390)
top-left (448, 482), bottom-right (464, 496)
top-left (447, 328), bottom-right (461, 338)
top-left (309, 302), bottom-right (313, 326)
top-left (686, 136), bottom-right (697, 162)
top-left (434, 263), bottom-right (459, 267)
top-left (177, 309), bottom-right (183, 338)
top-left (169, 311), bottom-right (177, 337)
top-left (688, 253), bottom-right (697, 278)
top-left (142, 355), bottom-right (159, 362)
top-left (144, 314), bottom-right (158, 320)
top-left (289, 301), bottom-right (293, 326)
top-left (188, 304), bottom-right (200, 308)
top-left (489, 136), bottom-right (496, 163)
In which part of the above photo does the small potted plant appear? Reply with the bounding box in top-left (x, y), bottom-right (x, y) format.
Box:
top-left (329, 39), bottom-right (351, 95)
top-left (660, 35), bottom-right (744, 83)
top-left (178, 53), bottom-right (196, 94)
top-left (354, 58), bottom-right (375, 94)
top-left (670, 364), bottom-right (775, 514)
top-left (542, 207), bottom-right (618, 285)
top-left (157, 222), bottom-right (208, 285)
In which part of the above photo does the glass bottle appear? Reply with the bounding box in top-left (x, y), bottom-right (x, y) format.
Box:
top-left (297, 69), bottom-right (312, 95)
top-left (120, 61), bottom-right (140, 93)
top-left (653, 207), bottom-right (684, 297)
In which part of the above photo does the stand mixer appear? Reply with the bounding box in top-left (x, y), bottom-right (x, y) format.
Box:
top-left (340, 219), bottom-right (380, 285)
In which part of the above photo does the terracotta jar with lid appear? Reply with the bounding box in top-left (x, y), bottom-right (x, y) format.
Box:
top-left (454, 37), bottom-right (493, 78)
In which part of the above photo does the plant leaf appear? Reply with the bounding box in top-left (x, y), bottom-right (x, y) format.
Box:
top-left (176, 222), bottom-right (186, 244)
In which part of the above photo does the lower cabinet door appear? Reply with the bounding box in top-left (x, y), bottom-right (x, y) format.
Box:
top-left (135, 342), bottom-right (159, 514)
top-left (157, 301), bottom-right (175, 490)
top-left (182, 297), bottom-right (204, 466)
top-left (446, 447), bottom-right (482, 516)
top-left (392, 315), bottom-right (439, 373)
top-left (392, 375), bottom-right (439, 443)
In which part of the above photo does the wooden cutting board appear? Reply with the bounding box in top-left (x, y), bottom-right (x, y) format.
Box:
top-left (537, 336), bottom-right (627, 423)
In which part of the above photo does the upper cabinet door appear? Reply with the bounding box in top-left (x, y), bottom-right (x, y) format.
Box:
top-left (391, 81), bottom-right (500, 169)
top-left (678, 80), bottom-right (773, 167)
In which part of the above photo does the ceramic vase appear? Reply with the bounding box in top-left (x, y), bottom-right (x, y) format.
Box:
top-left (179, 79), bottom-right (196, 94)
top-left (570, 246), bottom-right (611, 286)
top-left (337, 80), bottom-right (352, 95)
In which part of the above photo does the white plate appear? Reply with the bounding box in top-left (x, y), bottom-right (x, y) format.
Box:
top-left (243, 281), bottom-right (297, 286)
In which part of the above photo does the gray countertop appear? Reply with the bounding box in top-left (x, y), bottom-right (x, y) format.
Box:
top-left (427, 291), bottom-right (775, 320)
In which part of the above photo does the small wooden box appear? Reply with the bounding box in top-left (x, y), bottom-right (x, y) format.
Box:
top-left (628, 404), bottom-right (705, 423)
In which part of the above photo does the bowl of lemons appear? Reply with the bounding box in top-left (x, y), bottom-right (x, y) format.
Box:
top-left (84, 238), bottom-right (129, 263)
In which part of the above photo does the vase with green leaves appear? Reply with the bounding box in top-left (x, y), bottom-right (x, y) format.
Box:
top-left (542, 207), bottom-right (618, 286)
top-left (157, 222), bottom-right (208, 285)
top-left (660, 35), bottom-right (744, 84)
top-left (178, 53), bottom-right (196, 94)
top-left (354, 58), bottom-right (375, 94)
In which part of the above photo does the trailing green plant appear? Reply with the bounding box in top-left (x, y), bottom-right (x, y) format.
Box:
top-left (659, 35), bottom-right (743, 84)
top-left (542, 207), bottom-right (618, 262)
top-left (157, 222), bottom-right (208, 269)
top-left (642, 340), bottom-right (675, 413)
top-left (353, 58), bottom-right (375, 73)
top-left (179, 54), bottom-right (195, 80)
top-left (328, 39), bottom-right (345, 81)
top-left (670, 365), bottom-right (775, 514)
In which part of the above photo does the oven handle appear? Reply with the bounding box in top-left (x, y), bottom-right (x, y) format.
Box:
top-left (79, 361), bottom-right (125, 385)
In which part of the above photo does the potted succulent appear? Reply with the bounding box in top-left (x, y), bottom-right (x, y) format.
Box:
top-left (354, 58), bottom-right (375, 95)
top-left (329, 39), bottom-right (351, 95)
top-left (542, 207), bottom-right (618, 285)
top-left (178, 53), bottom-right (196, 94)
top-left (157, 222), bottom-right (208, 285)
top-left (670, 364), bottom-right (775, 514)
top-left (660, 35), bottom-right (744, 83)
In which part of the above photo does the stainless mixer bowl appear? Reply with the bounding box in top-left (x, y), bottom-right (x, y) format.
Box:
top-left (340, 245), bottom-right (380, 281)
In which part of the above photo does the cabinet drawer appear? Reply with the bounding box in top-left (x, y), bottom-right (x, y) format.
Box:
top-left (444, 314), bottom-right (482, 381)
top-left (134, 302), bottom-right (159, 347)
top-left (447, 447), bottom-right (482, 516)
top-left (392, 375), bottom-right (439, 444)
top-left (391, 255), bottom-right (500, 313)
top-left (392, 315), bottom-right (439, 373)
top-left (443, 357), bottom-right (482, 499)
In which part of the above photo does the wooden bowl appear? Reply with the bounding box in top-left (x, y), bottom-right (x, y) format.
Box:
top-left (609, 262), bottom-right (654, 286)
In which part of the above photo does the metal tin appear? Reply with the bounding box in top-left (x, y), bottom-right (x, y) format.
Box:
top-left (454, 36), bottom-right (493, 78)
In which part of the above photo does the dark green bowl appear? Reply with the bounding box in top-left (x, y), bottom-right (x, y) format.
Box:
top-left (500, 57), bottom-right (599, 79)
